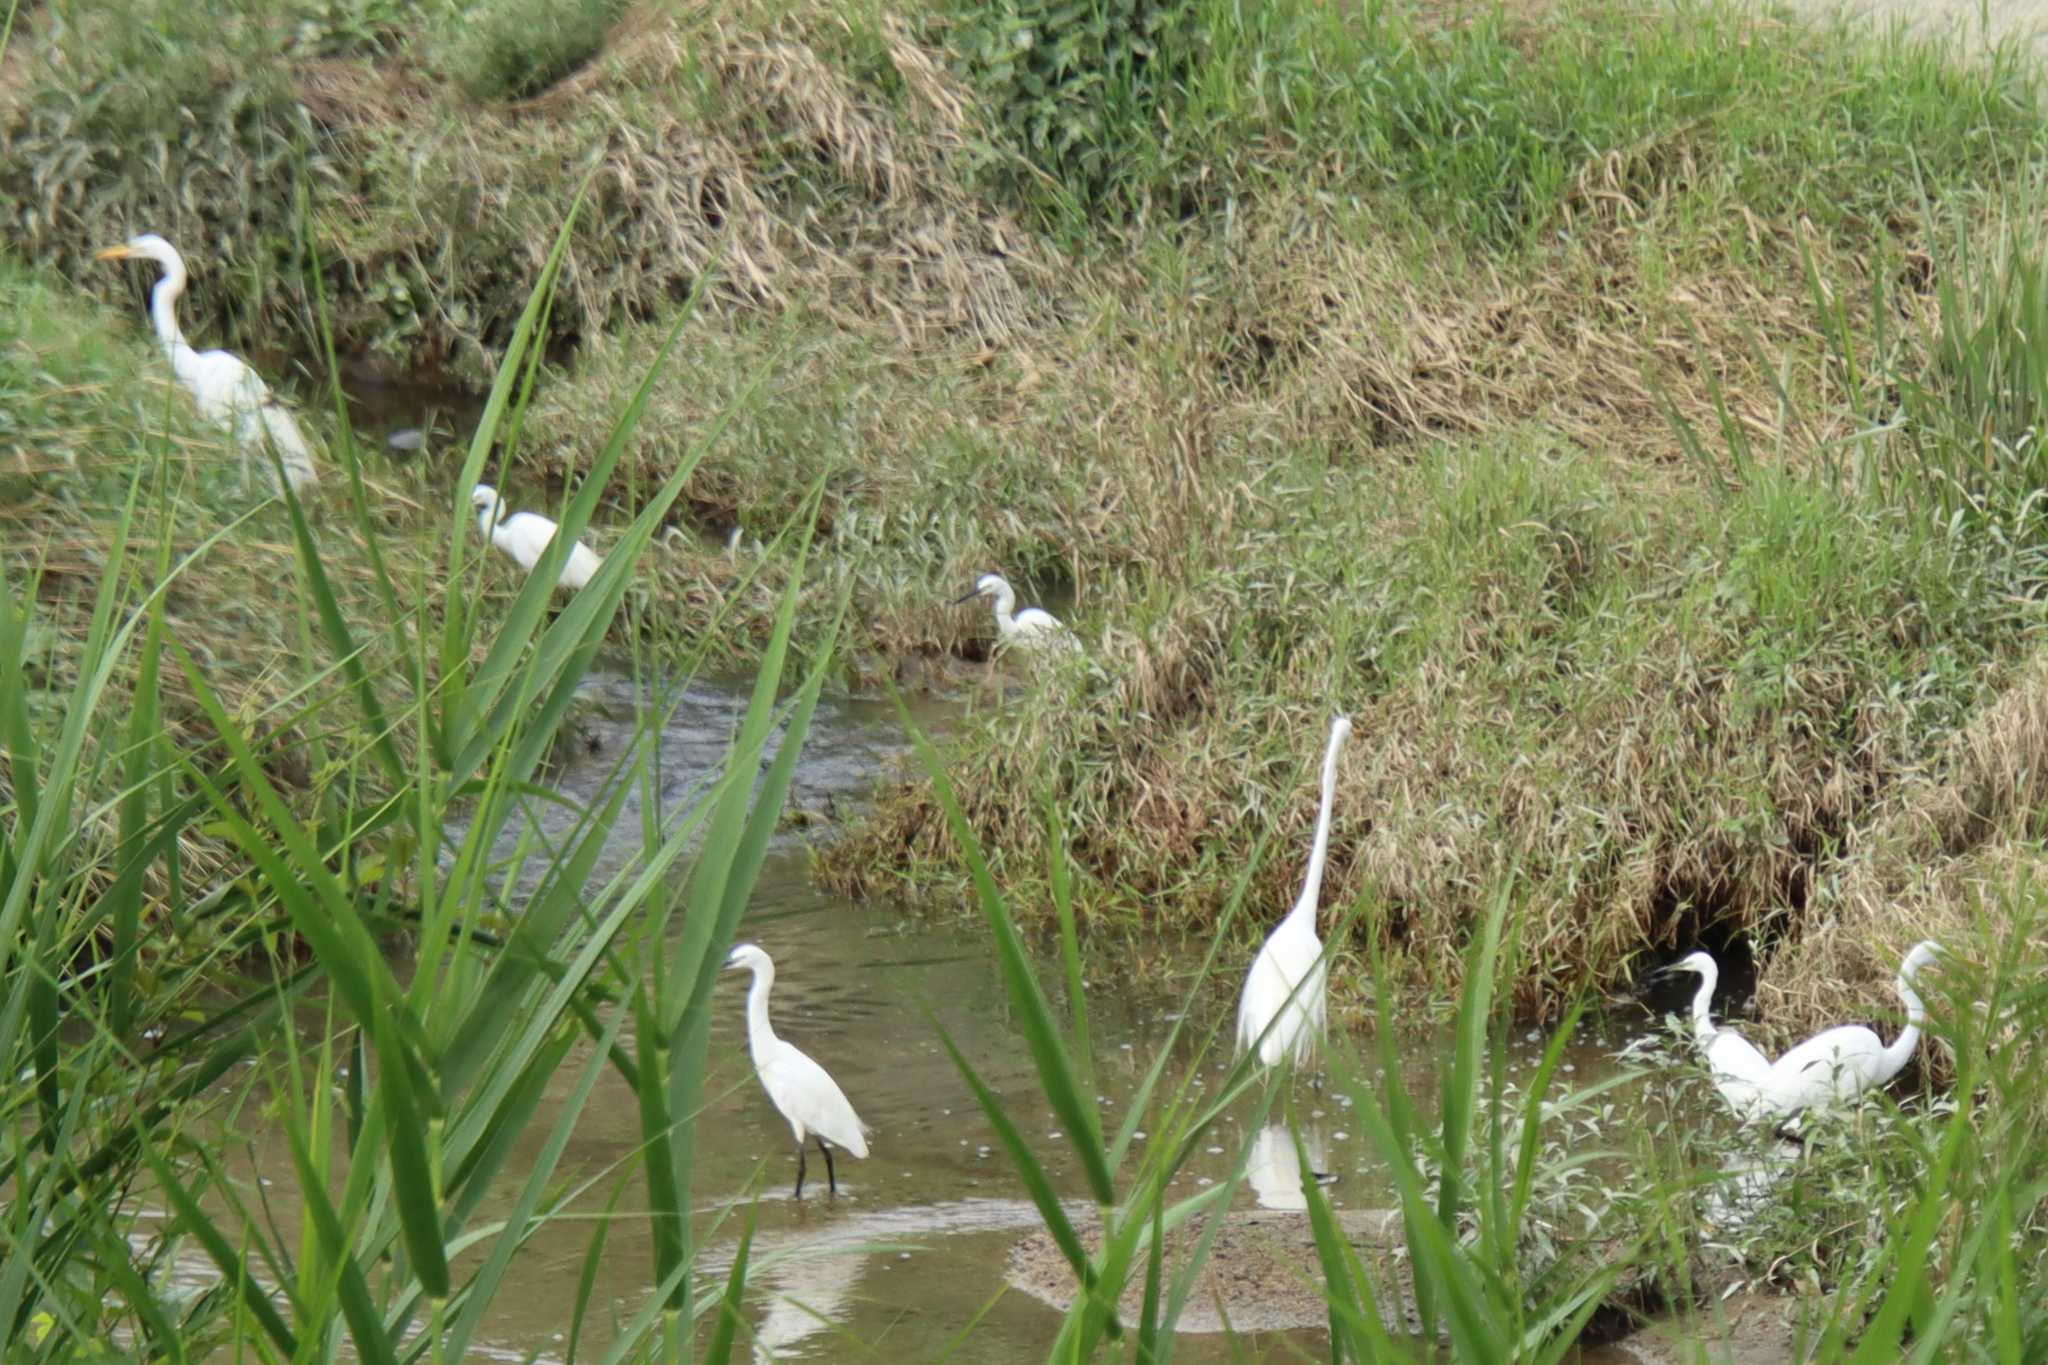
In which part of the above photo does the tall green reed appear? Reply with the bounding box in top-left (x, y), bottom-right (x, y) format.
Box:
top-left (1, 194), bottom-right (829, 1362)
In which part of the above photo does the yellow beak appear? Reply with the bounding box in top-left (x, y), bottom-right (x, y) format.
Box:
top-left (94, 245), bottom-right (136, 261)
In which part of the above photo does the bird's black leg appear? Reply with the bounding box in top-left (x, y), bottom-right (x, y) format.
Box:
top-left (794, 1140), bottom-right (808, 1200)
top-left (819, 1136), bottom-right (838, 1195)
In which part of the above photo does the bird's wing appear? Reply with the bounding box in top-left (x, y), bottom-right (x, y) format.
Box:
top-left (1705, 1028), bottom-right (1774, 1085)
top-left (1771, 1026), bottom-right (1883, 1093)
top-left (496, 512), bottom-right (560, 572)
top-left (762, 1042), bottom-right (870, 1157)
top-left (1236, 923), bottom-right (1323, 1062)
top-left (181, 349), bottom-right (261, 424)
top-left (1014, 609), bottom-right (1080, 649)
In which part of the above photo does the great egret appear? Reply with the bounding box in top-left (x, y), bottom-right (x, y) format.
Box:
top-left (952, 573), bottom-right (1079, 654)
top-left (1663, 941), bottom-right (1941, 1123)
top-left (95, 234), bottom-right (319, 496)
top-left (1761, 941), bottom-right (1941, 1113)
top-left (470, 485), bottom-right (604, 590)
top-left (1658, 950), bottom-right (1776, 1123)
top-left (726, 943), bottom-right (871, 1198)
top-left (1236, 715), bottom-right (1352, 1071)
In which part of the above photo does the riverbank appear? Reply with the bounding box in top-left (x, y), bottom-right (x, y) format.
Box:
top-left (10, 0), bottom-right (2048, 1041)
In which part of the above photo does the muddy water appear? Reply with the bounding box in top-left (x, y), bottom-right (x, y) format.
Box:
top-left (184, 671), bottom-right (1653, 1360)
top-left (435, 674), bottom-right (1650, 1361)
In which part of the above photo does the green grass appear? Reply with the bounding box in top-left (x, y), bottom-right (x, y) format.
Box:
top-left (7, 0), bottom-right (2048, 1355)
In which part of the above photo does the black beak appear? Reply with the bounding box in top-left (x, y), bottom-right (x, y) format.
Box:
top-left (951, 588), bottom-right (983, 606)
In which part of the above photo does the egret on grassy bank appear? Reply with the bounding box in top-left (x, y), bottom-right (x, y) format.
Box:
top-left (952, 573), bottom-right (1079, 655)
top-left (470, 485), bottom-right (604, 590)
top-left (1236, 715), bottom-right (1352, 1071)
top-left (1663, 941), bottom-right (1942, 1123)
top-left (95, 234), bottom-right (319, 496)
top-left (726, 943), bottom-right (871, 1198)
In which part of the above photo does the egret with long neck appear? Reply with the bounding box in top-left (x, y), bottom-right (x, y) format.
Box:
top-left (725, 943), bottom-right (870, 1198)
top-left (1663, 941), bottom-right (1941, 1123)
top-left (95, 233), bottom-right (319, 495)
top-left (1235, 715), bottom-right (1352, 1071)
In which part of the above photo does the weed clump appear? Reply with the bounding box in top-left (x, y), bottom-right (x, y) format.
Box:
top-left (442, 0), bottom-right (625, 101)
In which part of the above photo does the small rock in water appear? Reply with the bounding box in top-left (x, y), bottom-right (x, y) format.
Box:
top-left (385, 427), bottom-right (427, 453)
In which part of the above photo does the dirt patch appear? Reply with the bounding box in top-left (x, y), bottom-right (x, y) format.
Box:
top-left (1005, 1206), bottom-right (1410, 1335)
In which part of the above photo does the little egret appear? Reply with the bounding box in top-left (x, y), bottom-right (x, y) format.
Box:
top-left (95, 234), bottom-right (319, 496)
top-left (1663, 941), bottom-right (1941, 1123)
top-left (470, 485), bottom-right (604, 590)
top-left (952, 573), bottom-right (1079, 654)
top-left (726, 943), bottom-right (871, 1198)
top-left (1236, 715), bottom-right (1352, 1071)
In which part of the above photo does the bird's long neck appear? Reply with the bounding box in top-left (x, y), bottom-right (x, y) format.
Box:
top-left (148, 263), bottom-right (190, 359)
top-left (744, 964), bottom-right (780, 1060)
top-left (1879, 952), bottom-right (1929, 1077)
top-left (1688, 965), bottom-right (1719, 1044)
top-left (1282, 733), bottom-right (1345, 933)
top-left (991, 584), bottom-right (1018, 636)
top-left (476, 501), bottom-right (501, 540)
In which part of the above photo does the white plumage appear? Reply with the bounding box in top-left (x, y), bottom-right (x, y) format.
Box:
top-left (1236, 715), bottom-right (1352, 1071)
top-left (953, 573), bottom-right (1079, 655)
top-left (1664, 941), bottom-right (1940, 1124)
top-left (470, 484), bottom-right (604, 591)
top-left (1661, 950), bottom-right (1778, 1123)
top-left (95, 234), bottom-right (319, 496)
top-left (726, 943), bottom-right (871, 1198)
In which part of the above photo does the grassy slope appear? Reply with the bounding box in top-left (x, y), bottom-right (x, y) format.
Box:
top-left (7, 0), bottom-right (2048, 1043)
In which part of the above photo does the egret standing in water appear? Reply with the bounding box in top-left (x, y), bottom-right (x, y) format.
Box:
top-left (952, 573), bottom-right (1079, 655)
top-left (1657, 950), bottom-right (1776, 1123)
top-left (470, 485), bottom-right (604, 591)
top-left (1236, 715), bottom-right (1352, 1071)
top-left (95, 234), bottom-right (319, 496)
top-left (1663, 941), bottom-right (1941, 1123)
top-left (726, 943), bottom-right (871, 1198)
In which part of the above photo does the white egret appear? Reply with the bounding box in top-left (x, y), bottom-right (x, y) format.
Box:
top-left (1760, 941), bottom-right (1941, 1113)
top-left (1658, 950), bottom-right (1776, 1123)
top-left (952, 573), bottom-right (1079, 654)
top-left (726, 943), bottom-right (871, 1198)
top-left (470, 485), bottom-right (604, 590)
top-left (1663, 941), bottom-right (1941, 1123)
top-left (1235, 715), bottom-right (1352, 1071)
top-left (95, 234), bottom-right (319, 496)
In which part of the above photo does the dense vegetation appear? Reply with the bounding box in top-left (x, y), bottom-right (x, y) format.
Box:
top-left (4, 0), bottom-right (2048, 1357)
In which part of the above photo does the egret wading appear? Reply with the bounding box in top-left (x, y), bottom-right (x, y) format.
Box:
top-left (952, 573), bottom-right (1079, 655)
top-left (726, 943), bottom-right (871, 1198)
top-left (95, 234), bottom-right (320, 496)
top-left (1236, 715), bottom-right (1352, 1071)
top-left (1663, 941), bottom-right (1941, 1122)
top-left (470, 485), bottom-right (604, 591)
top-left (1657, 950), bottom-right (1776, 1123)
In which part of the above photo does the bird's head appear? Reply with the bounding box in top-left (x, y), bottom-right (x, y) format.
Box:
top-left (94, 234), bottom-right (181, 271)
top-left (725, 943), bottom-right (770, 972)
top-left (1658, 951), bottom-right (1717, 980)
top-left (952, 572), bottom-right (1008, 606)
top-left (1330, 715), bottom-right (1354, 746)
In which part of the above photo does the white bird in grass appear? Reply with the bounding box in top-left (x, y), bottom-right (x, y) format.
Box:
top-left (1657, 950), bottom-right (1777, 1123)
top-left (95, 234), bottom-right (319, 496)
top-left (1663, 941), bottom-right (1942, 1124)
top-left (726, 943), bottom-right (871, 1198)
top-left (470, 485), bottom-right (604, 590)
top-left (952, 573), bottom-right (1079, 655)
top-left (1236, 715), bottom-right (1352, 1071)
